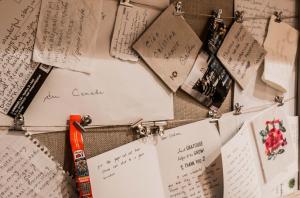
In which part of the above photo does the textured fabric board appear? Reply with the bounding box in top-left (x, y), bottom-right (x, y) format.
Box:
top-left (32, 0), bottom-right (234, 173)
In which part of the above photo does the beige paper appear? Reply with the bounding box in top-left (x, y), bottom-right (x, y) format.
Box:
top-left (262, 16), bottom-right (299, 92)
top-left (133, 4), bottom-right (202, 92)
top-left (33, 0), bottom-right (103, 73)
top-left (110, 5), bottom-right (160, 61)
top-left (132, 0), bottom-right (169, 9)
top-left (217, 22), bottom-right (266, 89)
top-left (0, 131), bottom-right (75, 197)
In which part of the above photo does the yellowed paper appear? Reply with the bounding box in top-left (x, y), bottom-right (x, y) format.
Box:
top-left (262, 16), bottom-right (299, 92)
top-left (217, 22), bottom-right (266, 89)
top-left (133, 4), bottom-right (202, 92)
top-left (33, 0), bottom-right (103, 73)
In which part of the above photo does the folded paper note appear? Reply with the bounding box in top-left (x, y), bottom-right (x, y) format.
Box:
top-left (24, 0), bottom-right (173, 128)
top-left (110, 3), bottom-right (161, 61)
top-left (0, 0), bottom-right (52, 117)
top-left (133, 4), bottom-right (202, 92)
top-left (262, 15), bottom-right (299, 93)
top-left (33, 0), bottom-right (103, 73)
top-left (88, 119), bottom-right (222, 198)
top-left (0, 130), bottom-right (75, 197)
top-left (217, 22), bottom-right (266, 89)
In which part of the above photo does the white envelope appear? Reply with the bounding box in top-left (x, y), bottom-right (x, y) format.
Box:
top-left (22, 0), bottom-right (173, 128)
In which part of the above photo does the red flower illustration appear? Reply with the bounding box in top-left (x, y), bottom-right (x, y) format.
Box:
top-left (259, 119), bottom-right (287, 160)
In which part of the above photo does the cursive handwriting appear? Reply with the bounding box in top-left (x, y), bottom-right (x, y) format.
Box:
top-left (43, 92), bottom-right (60, 102)
top-left (72, 88), bottom-right (104, 97)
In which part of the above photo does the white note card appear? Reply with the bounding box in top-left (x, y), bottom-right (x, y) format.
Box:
top-left (0, 131), bottom-right (76, 197)
top-left (33, 0), bottom-right (103, 73)
top-left (88, 119), bottom-right (222, 198)
top-left (262, 15), bottom-right (299, 93)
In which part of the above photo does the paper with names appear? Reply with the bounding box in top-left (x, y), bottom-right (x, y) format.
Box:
top-left (234, 0), bottom-right (298, 116)
top-left (133, 4), bottom-right (202, 92)
top-left (0, 0), bottom-right (51, 117)
top-left (33, 0), bottom-right (103, 73)
top-left (23, 0), bottom-right (173, 128)
top-left (262, 16), bottom-right (299, 93)
top-left (0, 130), bottom-right (76, 197)
top-left (88, 119), bottom-right (222, 198)
top-left (217, 22), bottom-right (266, 89)
top-left (110, 4), bottom-right (161, 61)
top-left (221, 107), bottom-right (298, 198)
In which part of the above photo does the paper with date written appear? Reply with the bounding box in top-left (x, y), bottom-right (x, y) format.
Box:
top-left (133, 4), bottom-right (202, 92)
top-left (22, 0), bottom-right (173, 129)
top-left (33, 0), bottom-right (103, 73)
top-left (88, 119), bottom-right (222, 198)
top-left (0, 0), bottom-right (52, 117)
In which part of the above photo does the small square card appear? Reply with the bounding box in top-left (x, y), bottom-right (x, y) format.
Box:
top-left (133, 4), bottom-right (202, 92)
top-left (251, 107), bottom-right (296, 182)
top-left (217, 22), bottom-right (266, 90)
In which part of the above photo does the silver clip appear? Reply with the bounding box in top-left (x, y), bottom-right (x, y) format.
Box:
top-left (233, 103), bottom-right (243, 115)
top-left (155, 121), bottom-right (167, 136)
top-left (235, 11), bottom-right (244, 23)
top-left (275, 96), bottom-right (284, 106)
top-left (131, 119), bottom-right (146, 137)
top-left (174, 1), bottom-right (184, 16)
top-left (10, 114), bottom-right (26, 131)
top-left (208, 110), bottom-right (221, 123)
top-left (274, 11), bottom-right (283, 23)
top-left (120, 0), bottom-right (133, 7)
top-left (73, 115), bottom-right (92, 133)
top-left (131, 119), bottom-right (168, 138)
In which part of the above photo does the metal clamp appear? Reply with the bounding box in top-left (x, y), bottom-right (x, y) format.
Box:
top-left (275, 96), bottom-right (284, 106)
top-left (120, 0), bottom-right (133, 7)
top-left (208, 109), bottom-right (221, 123)
top-left (131, 119), bottom-right (167, 138)
top-left (73, 115), bottom-right (92, 133)
top-left (174, 1), bottom-right (184, 16)
top-left (235, 10), bottom-right (245, 23)
top-left (233, 103), bottom-right (243, 115)
top-left (9, 114), bottom-right (26, 131)
top-left (274, 11), bottom-right (283, 23)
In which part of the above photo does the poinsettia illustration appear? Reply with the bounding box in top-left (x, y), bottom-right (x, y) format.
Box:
top-left (259, 119), bottom-right (287, 160)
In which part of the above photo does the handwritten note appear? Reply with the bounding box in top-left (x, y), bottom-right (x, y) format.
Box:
top-left (110, 5), bottom-right (160, 61)
top-left (33, 0), bottom-right (103, 73)
top-left (0, 131), bottom-right (75, 197)
top-left (131, 0), bottom-right (169, 9)
top-left (133, 4), bottom-right (202, 92)
top-left (88, 119), bottom-right (221, 198)
top-left (0, 0), bottom-right (51, 116)
top-left (217, 22), bottom-right (266, 89)
top-left (262, 16), bottom-right (299, 92)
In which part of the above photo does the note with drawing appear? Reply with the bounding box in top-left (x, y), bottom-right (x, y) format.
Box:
top-left (110, 3), bottom-right (161, 61)
top-left (262, 15), bottom-right (299, 93)
top-left (33, 0), bottom-right (103, 73)
top-left (217, 22), bottom-right (266, 89)
top-left (0, 0), bottom-right (52, 117)
top-left (133, 4), bottom-right (202, 92)
top-left (23, 0), bottom-right (173, 128)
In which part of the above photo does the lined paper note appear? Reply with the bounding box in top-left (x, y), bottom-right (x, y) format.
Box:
top-left (33, 0), bottom-right (103, 73)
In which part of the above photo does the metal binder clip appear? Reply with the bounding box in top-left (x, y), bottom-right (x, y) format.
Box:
top-left (235, 11), bottom-right (245, 23)
top-left (10, 114), bottom-right (25, 131)
top-left (131, 119), bottom-right (147, 137)
top-left (208, 109), bottom-right (221, 123)
top-left (174, 1), bottom-right (184, 16)
top-left (274, 11), bottom-right (283, 23)
top-left (275, 96), bottom-right (284, 106)
top-left (120, 0), bottom-right (133, 7)
top-left (233, 103), bottom-right (243, 115)
top-left (73, 115), bottom-right (92, 133)
top-left (155, 121), bottom-right (167, 136)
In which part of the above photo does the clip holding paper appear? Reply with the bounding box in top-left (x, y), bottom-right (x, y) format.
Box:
top-left (235, 11), bottom-right (245, 23)
top-left (131, 119), bottom-right (167, 138)
top-left (9, 114), bottom-right (26, 131)
top-left (174, 1), bottom-right (184, 16)
top-left (208, 109), bottom-right (221, 123)
top-left (73, 115), bottom-right (92, 133)
top-left (213, 9), bottom-right (223, 23)
top-left (274, 11), bottom-right (283, 23)
top-left (275, 96), bottom-right (284, 106)
top-left (233, 103), bottom-right (243, 115)
top-left (120, 0), bottom-right (133, 7)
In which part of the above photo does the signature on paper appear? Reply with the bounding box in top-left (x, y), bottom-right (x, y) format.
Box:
top-left (43, 92), bottom-right (60, 103)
